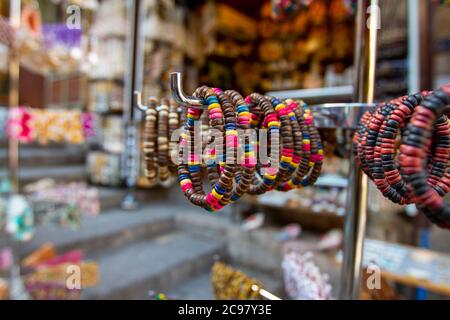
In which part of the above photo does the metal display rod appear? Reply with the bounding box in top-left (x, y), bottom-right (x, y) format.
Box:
top-left (122, 0), bottom-right (145, 210)
top-left (170, 72), bottom-right (373, 129)
top-left (339, 0), bottom-right (379, 300)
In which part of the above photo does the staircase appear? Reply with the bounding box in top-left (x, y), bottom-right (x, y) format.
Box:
top-left (19, 203), bottom-right (284, 300)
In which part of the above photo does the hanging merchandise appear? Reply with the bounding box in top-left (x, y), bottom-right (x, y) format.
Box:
top-left (27, 181), bottom-right (100, 219)
top-left (211, 262), bottom-right (264, 300)
top-left (282, 251), bottom-right (333, 300)
top-left (87, 151), bottom-right (122, 187)
top-left (139, 95), bottom-right (181, 188)
top-left (175, 83), bottom-right (323, 212)
top-left (21, 1), bottom-right (42, 37)
top-left (21, 244), bottom-right (99, 300)
top-left (353, 84), bottom-right (450, 229)
top-left (5, 194), bottom-right (34, 242)
top-left (4, 107), bottom-right (94, 145)
top-left (6, 107), bottom-right (33, 143)
top-left (28, 109), bottom-right (85, 145)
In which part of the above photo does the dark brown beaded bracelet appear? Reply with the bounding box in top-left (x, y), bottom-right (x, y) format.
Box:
top-left (399, 84), bottom-right (450, 229)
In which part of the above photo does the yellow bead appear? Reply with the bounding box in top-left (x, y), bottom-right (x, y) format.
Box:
top-left (212, 189), bottom-right (223, 200)
top-left (208, 103), bottom-right (221, 111)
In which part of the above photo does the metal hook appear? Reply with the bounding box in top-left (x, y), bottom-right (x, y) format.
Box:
top-left (251, 285), bottom-right (281, 300)
top-left (170, 72), bottom-right (205, 109)
top-left (134, 91), bottom-right (149, 112)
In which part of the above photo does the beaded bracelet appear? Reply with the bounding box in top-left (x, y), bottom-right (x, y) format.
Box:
top-left (356, 92), bottom-right (449, 205)
top-left (143, 98), bottom-right (158, 185)
top-left (369, 95), bottom-right (425, 204)
top-left (157, 99), bottom-right (170, 182)
top-left (224, 89), bottom-right (257, 203)
top-left (244, 93), bottom-right (283, 195)
top-left (399, 85), bottom-right (450, 229)
top-left (278, 99), bottom-right (323, 191)
top-left (168, 99), bottom-right (180, 174)
top-left (178, 86), bottom-right (238, 211)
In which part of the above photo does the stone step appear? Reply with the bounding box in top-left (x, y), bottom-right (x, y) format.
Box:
top-left (0, 165), bottom-right (87, 187)
top-left (84, 231), bottom-right (227, 299)
top-left (0, 147), bottom-right (86, 167)
top-left (97, 187), bottom-right (127, 212)
top-left (167, 264), bottom-right (283, 300)
top-left (19, 207), bottom-right (177, 258)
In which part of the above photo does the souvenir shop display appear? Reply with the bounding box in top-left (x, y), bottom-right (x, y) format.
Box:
top-left (26, 181), bottom-right (100, 217)
top-left (211, 262), bottom-right (265, 300)
top-left (21, 243), bottom-right (99, 300)
top-left (139, 94), bottom-right (180, 187)
top-left (173, 79), bottom-right (323, 212)
top-left (87, 151), bottom-right (122, 187)
top-left (282, 251), bottom-right (333, 300)
top-left (258, 1), bottom-right (355, 92)
top-left (199, 2), bottom-right (259, 93)
top-left (4, 107), bottom-right (95, 145)
top-left (87, 80), bottom-right (124, 114)
top-left (353, 84), bottom-right (450, 229)
top-left (4, 194), bottom-right (34, 242)
top-left (23, 181), bottom-right (100, 229)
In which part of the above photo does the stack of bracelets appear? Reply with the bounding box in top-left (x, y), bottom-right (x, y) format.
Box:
top-left (353, 84), bottom-right (450, 229)
top-left (176, 86), bottom-right (323, 212)
top-left (142, 97), bottom-right (180, 187)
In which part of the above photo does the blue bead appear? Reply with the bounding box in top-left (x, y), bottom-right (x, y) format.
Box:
top-left (188, 165), bottom-right (200, 173)
top-left (214, 184), bottom-right (226, 195)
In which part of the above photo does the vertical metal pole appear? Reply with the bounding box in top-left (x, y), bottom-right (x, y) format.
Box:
top-left (8, 0), bottom-right (21, 193)
top-left (408, 0), bottom-right (434, 92)
top-left (122, 0), bottom-right (144, 210)
top-left (339, 0), bottom-right (379, 300)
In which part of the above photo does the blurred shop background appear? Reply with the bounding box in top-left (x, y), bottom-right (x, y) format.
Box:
top-left (0, 0), bottom-right (449, 300)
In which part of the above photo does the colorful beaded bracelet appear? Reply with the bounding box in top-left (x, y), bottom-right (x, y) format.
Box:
top-left (178, 86), bottom-right (238, 211)
top-left (245, 93), bottom-right (283, 195)
top-left (278, 99), bottom-right (323, 191)
top-left (224, 89), bottom-right (257, 203)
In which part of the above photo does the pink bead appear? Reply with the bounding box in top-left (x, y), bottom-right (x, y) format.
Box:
top-left (181, 183), bottom-right (192, 193)
top-left (210, 113), bottom-right (222, 119)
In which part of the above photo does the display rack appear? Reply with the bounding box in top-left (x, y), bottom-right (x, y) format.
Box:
top-left (169, 0), bottom-right (379, 301)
